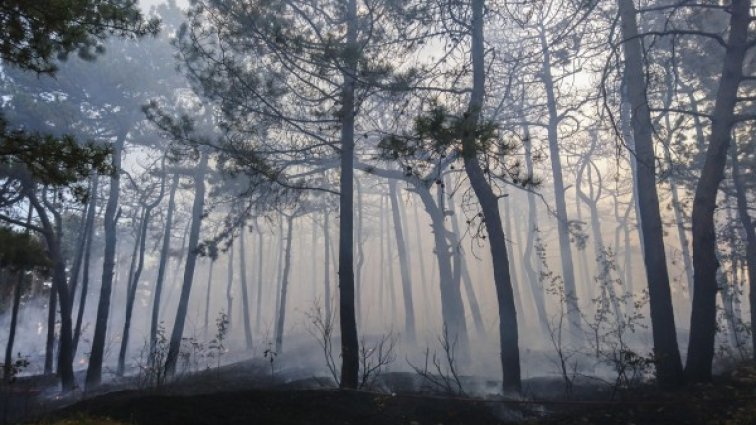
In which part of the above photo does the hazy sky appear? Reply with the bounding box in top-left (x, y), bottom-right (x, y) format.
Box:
top-left (139, 0), bottom-right (188, 11)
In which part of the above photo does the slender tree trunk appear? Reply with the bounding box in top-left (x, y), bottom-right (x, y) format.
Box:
top-left (686, 0), bottom-right (749, 382)
top-left (116, 208), bottom-right (145, 376)
top-left (731, 143), bottom-right (756, 360)
top-left (337, 0), bottom-right (359, 389)
top-left (355, 179), bottom-right (365, 324)
top-left (323, 209), bottom-right (332, 322)
top-left (4, 272), bottom-right (23, 382)
top-left (539, 29), bottom-right (582, 336)
top-left (522, 123), bottom-right (550, 337)
top-left (462, 0), bottom-right (520, 394)
top-left (417, 188), bottom-right (469, 355)
top-left (86, 134), bottom-right (125, 388)
top-left (275, 215), bottom-right (295, 354)
top-left (239, 230), bottom-right (254, 349)
top-left (165, 153), bottom-right (208, 376)
top-left (226, 241), bottom-right (234, 329)
top-left (445, 183), bottom-right (485, 338)
top-left (67, 176), bottom-right (96, 301)
top-left (150, 174), bottom-right (179, 353)
top-left (389, 180), bottom-right (416, 342)
top-left (255, 225), bottom-right (264, 332)
top-left (617, 0), bottom-right (684, 387)
top-left (44, 277), bottom-right (57, 375)
top-left (27, 189), bottom-right (75, 390)
top-left (73, 178), bottom-right (98, 356)
top-left (203, 259), bottom-right (215, 338)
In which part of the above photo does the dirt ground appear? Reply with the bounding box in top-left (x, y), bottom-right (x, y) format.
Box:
top-left (10, 364), bottom-right (756, 425)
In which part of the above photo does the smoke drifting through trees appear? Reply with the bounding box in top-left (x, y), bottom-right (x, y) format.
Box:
top-left (0, 0), bottom-right (754, 404)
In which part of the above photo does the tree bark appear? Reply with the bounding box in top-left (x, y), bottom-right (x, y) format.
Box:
top-left (150, 174), bottom-right (179, 353)
top-left (86, 134), bottom-right (125, 388)
top-left (73, 177), bottom-right (99, 356)
top-left (686, 0), bottom-right (749, 382)
top-left (337, 0), bottom-right (359, 389)
top-left (731, 142), bottom-right (756, 360)
top-left (538, 28), bottom-right (582, 336)
top-left (239, 229), bottom-right (254, 349)
top-left (617, 0), bottom-right (684, 387)
top-left (4, 272), bottom-right (23, 382)
top-left (389, 180), bottom-right (416, 342)
top-left (462, 0), bottom-right (520, 393)
top-left (165, 153), bottom-right (208, 376)
top-left (275, 215), bottom-right (295, 354)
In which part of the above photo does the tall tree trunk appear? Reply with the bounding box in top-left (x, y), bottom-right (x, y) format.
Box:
top-left (323, 209), bottom-right (332, 322)
top-left (389, 180), bottom-right (416, 342)
top-left (27, 188), bottom-right (75, 390)
top-left (67, 175), bottom-right (97, 301)
top-left (731, 142), bottom-right (756, 360)
top-left (417, 188), bottom-right (470, 356)
top-left (355, 179), bottom-right (365, 324)
top-left (165, 153), bottom-right (208, 376)
top-left (118, 170), bottom-right (166, 376)
top-left (446, 183), bottom-right (486, 338)
top-left (4, 272), bottom-right (23, 382)
top-left (522, 123), bottom-right (550, 337)
top-left (275, 215), bottom-right (295, 354)
top-left (226, 241), bottom-right (234, 328)
top-left (616, 0), bottom-right (684, 387)
top-left (686, 0), bottom-right (749, 382)
top-left (44, 276), bottom-right (57, 375)
top-left (239, 230), bottom-right (254, 349)
top-left (337, 0), bottom-right (359, 389)
top-left (150, 174), bottom-right (179, 353)
top-left (539, 29), bottom-right (582, 336)
top-left (116, 208), bottom-right (145, 376)
top-left (461, 0), bottom-right (520, 394)
top-left (73, 177), bottom-right (98, 356)
top-left (203, 259), bottom-right (215, 338)
top-left (86, 134), bottom-right (125, 388)
top-left (255, 225), bottom-right (264, 332)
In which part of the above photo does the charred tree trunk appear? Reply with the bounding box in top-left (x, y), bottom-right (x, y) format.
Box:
top-left (226, 241), bottom-right (234, 329)
top-left (323, 209), bottom-right (332, 322)
top-left (203, 258), bottom-right (215, 338)
top-left (686, 0), bottom-right (749, 382)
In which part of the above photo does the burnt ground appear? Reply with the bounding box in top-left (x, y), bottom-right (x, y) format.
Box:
top-left (6, 364), bottom-right (756, 425)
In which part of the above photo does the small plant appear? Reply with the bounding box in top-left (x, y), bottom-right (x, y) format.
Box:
top-left (359, 332), bottom-right (397, 390)
top-left (408, 324), bottom-right (465, 396)
top-left (305, 300), bottom-right (339, 386)
top-left (136, 323), bottom-right (169, 389)
top-left (207, 312), bottom-right (229, 370)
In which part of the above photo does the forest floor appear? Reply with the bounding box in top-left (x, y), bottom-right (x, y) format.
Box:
top-left (7, 363), bottom-right (756, 425)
